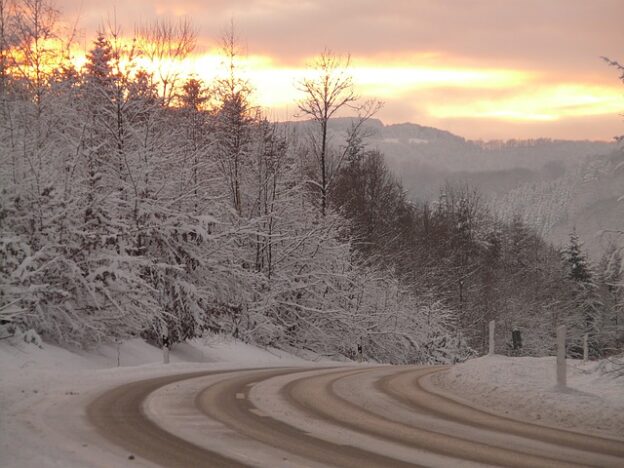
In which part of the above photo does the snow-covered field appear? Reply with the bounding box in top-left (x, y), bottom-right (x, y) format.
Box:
top-left (432, 354), bottom-right (624, 439)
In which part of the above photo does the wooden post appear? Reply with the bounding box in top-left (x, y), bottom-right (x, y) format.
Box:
top-left (162, 323), bottom-right (170, 365)
top-left (488, 320), bottom-right (495, 355)
top-left (583, 333), bottom-right (588, 362)
top-left (556, 325), bottom-right (566, 388)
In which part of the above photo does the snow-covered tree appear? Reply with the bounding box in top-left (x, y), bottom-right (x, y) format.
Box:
top-left (1, 6), bottom-right (483, 364)
top-left (598, 243), bottom-right (624, 351)
top-left (562, 231), bottom-right (603, 356)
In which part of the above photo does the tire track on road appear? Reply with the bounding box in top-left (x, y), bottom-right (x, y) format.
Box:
top-left (283, 366), bottom-right (586, 467)
top-left (196, 367), bottom-right (422, 468)
top-left (87, 370), bottom-right (249, 468)
top-left (380, 368), bottom-right (624, 458)
top-left (87, 365), bottom-right (624, 468)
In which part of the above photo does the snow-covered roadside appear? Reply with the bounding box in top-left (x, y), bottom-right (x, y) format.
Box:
top-left (430, 354), bottom-right (624, 439)
top-left (0, 334), bottom-right (318, 467)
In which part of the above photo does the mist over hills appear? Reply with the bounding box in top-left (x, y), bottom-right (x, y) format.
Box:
top-left (363, 119), bottom-right (614, 197)
top-left (492, 149), bottom-right (624, 258)
top-left (291, 118), bottom-right (622, 257)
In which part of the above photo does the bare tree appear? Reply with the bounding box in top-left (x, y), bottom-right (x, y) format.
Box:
top-left (298, 49), bottom-right (381, 216)
top-left (0, 0), bottom-right (13, 97)
top-left (12, 0), bottom-right (62, 109)
top-left (603, 56), bottom-right (624, 82)
top-left (602, 56), bottom-right (624, 142)
top-left (135, 17), bottom-right (196, 106)
top-left (0, 0), bottom-right (15, 177)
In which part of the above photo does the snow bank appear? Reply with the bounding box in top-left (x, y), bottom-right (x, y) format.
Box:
top-left (0, 334), bottom-right (308, 372)
top-left (432, 355), bottom-right (624, 438)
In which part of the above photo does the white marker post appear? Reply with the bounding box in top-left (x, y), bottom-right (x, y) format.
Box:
top-left (488, 320), bottom-right (495, 355)
top-left (556, 325), bottom-right (566, 388)
top-left (163, 342), bottom-right (170, 364)
top-left (583, 333), bottom-right (588, 362)
top-left (115, 338), bottom-right (121, 367)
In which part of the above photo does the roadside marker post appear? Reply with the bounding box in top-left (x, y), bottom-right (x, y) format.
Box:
top-left (583, 333), bottom-right (588, 362)
top-left (556, 325), bottom-right (566, 388)
top-left (488, 320), bottom-right (495, 355)
top-left (162, 334), bottom-right (170, 365)
top-left (163, 344), bottom-right (170, 364)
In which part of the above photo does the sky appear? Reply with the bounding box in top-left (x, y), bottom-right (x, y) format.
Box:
top-left (57, 0), bottom-right (624, 141)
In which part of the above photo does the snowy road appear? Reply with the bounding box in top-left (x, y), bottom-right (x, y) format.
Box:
top-left (85, 366), bottom-right (624, 467)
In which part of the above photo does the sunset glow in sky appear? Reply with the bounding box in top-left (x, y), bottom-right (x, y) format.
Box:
top-left (58, 0), bottom-right (624, 140)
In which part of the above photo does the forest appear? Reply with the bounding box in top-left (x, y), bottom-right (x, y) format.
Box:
top-left (1, 0), bottom-right (622, 363)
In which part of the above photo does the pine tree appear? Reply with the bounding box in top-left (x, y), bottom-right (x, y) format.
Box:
top-left (563, 231), bottom-right (592, 283)
top-left (212, 23), bottom-right (254, 216)
top-left (85, 33), bottom-right (113, 86)
top-left (179, 78), bottom-right (210, 213)
top-left (562, 231), bottom-right (603, 356)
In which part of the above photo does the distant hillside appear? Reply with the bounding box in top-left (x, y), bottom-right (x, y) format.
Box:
top-left (285, 118), bottom-right (621, 257)
top-left (287, 118), bottom-right (613, 198)
top-left (366, 120), bottom-right (614, 200)
top-left (493, 149), bottom-right (624, 257)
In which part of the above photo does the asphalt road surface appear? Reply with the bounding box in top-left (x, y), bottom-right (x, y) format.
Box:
top-left (86, 366), bottom-right (624, 467)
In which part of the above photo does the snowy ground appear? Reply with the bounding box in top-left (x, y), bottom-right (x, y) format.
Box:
top-left (431, 354), bottom-right (624, 439)
top-left (0, 333), bottom-right (320, 467)
top-left (2, 335), bottom-right (622, 467)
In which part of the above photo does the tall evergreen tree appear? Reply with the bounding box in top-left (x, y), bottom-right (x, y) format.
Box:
top-left (563, 231), bottom-right (592, 283)
top-left (562, 231), bottom-right (603, 356)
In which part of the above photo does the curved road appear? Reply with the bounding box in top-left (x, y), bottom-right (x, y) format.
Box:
top-left (87, 366), bottom-right (624, 467)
